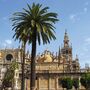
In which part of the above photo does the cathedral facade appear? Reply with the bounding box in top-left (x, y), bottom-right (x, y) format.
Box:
top-left (0, 31), bottom-right (86, 90)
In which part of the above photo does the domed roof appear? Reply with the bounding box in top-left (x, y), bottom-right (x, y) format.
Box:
top-left (44, 54), bottom-right (52, 62)
top-left (38, 50), bottom-right (53, 62)
top-left (38, 51), bottom-right (53, 63)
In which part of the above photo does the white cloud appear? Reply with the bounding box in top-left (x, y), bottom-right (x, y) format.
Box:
top-left (83, 47), bottom-right (88, 52)
top-left (79, 38), bottom-right (90, 54)
top-left (85, 2), bottom-right (89, 6)
top-left (1, 39), bottom-right (12, 48)
top-left (84, 7), bottom-right (87, 13)
top-left (75, 37), bottom-right (90, 68)
top-left (2, 17), bottom-right (7, 20)
top-left (85, 38), bottom-right (90, 45)
top-left (85, 38), bottom-right (90, 42)
top-left (69, 2), bottom-right (88, 23)
top-left (69, 14), bottom-right (76, 22)
top-left (3, 43), bottom-right (7, 47)
top-left (5, 39), bottom-right (12, 45)
top-left (69, 8), bottom-right (87, 23)
top-left (69, 14), bottom-right (76, 20)
top-left (80, 38), bottom-right (90, 52)
top-left (2, 16), bottom-right (8, 21)
top-left (69, 14), bottom-right (80, 23)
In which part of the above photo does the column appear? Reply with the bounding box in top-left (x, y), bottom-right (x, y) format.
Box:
top-left (49, 77), bottom-right (52, 90)
top-left (37, 77), bottom-right (40, 90)
top-left (25, 79), bottom-right (26, 90)
top-left (55, 77), bottom-right (58, 90)
top-left (14, 69), bottom-right (19, 90)
top-left (79, 76), bottom-right (81, 90)
top-left (48, 77), bottom-right (50, 90)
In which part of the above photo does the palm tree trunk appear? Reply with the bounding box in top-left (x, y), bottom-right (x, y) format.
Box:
top-left (30, 30), bottom-right (37, 90)
top-left (21, 41), bottom-right (26, 90)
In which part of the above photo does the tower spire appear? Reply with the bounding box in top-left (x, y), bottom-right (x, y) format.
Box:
top-left (58, 46), bottom-right (61, 59)
top-left (64, 29), bottom-right (69, 47)
top-left (75, 54), bottom-right (79, 61)
top-left (58, 46), bottom-right (61, 65)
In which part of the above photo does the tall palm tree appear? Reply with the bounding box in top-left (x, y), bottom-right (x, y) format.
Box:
top-left (11, 3), bottom-right (58, 90)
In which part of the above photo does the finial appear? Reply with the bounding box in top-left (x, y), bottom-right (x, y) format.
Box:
top-left (64, 29), bottom-right (68, 37)
top-left (76, 54), bottom-right (78, 60)
top-left (64, 29), bottom-right (68, 38)
top-left (59, 46), bottom-right (61, 54)
top-left (58, 46), bottom-right (61, 60)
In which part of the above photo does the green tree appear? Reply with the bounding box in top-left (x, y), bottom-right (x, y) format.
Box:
top-left (80, 73), bottom-right (90, 90)
top-left (11, 3), bottom-right (58, 90)
top-left (87, 75), bottom-right (90, 89)
top-left (61, 78), bottom-right (67, 90)
top-left (66, 77), bottom-right (73, 90)
top-left (1, 61), bottom-right (18, 90)
top-left (73, 78), bottom-right (79, 90)
top-left (61, 77), bottom-right (73, 90)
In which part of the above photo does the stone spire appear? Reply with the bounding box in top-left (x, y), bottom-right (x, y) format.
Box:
top-left (64, 30), bottom-right (69, 47)
top-left (58, 46), bottom-right (61, 59)
top-left (58, 46), bottom-right (61, 65)
top-left (75, 54), bottom-right (79, 61)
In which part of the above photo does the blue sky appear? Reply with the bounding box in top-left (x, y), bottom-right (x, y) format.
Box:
top-left (0, 0), bottom-right (90, 68)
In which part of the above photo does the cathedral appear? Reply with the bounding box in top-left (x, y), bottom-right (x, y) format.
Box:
top-left (0, 31), bottom-right (87, 90)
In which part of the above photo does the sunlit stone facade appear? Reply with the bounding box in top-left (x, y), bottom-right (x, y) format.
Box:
top-left (0, 31), bottom-right (87, 90)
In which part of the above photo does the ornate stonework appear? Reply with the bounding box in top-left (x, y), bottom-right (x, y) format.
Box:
top-left (0, 31), bottom-right (88, 90)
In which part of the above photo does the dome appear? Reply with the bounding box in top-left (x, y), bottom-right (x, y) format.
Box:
top-left (37, 50), bottom-right (53, 63)
top-left (39, 54), bottom-right (52, 63)
top-left (44, 54), bottom-right (52, 62)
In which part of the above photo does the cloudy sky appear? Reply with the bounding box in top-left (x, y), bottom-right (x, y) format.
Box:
top-left (0, 0), bottom-right (90, 68)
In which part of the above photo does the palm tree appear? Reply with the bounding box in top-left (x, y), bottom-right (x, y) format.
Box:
top-left (11, 3), bottom-right (58, 90)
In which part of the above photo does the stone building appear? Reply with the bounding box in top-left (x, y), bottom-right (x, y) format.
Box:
top-left (0, 31), bottom-right (87, 90)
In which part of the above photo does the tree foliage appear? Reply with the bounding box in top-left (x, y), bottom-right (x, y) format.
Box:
top-left (61, 78), bottom-right (67, 88)
top-left (2, 61), bottom-right (18, 88)
top-left (61, 77), bottom-right (73, 90)
top-left (11, 3), bottom-right (58, 90)
top-left (11, 3), bottom-right (59, 45)
top-left (80, 73), bottom-right (90, 89)
top-left (73, 78), bottom-right (79, 90)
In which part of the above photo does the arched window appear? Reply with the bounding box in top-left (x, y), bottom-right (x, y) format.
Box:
top-left (6, 54), bottom-right (13, 61)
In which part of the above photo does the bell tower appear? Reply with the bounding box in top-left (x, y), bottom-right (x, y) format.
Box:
top-left (61, 30), bottom-right (72, 62)
top-left (64, 30), bottom-right (69, 47)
